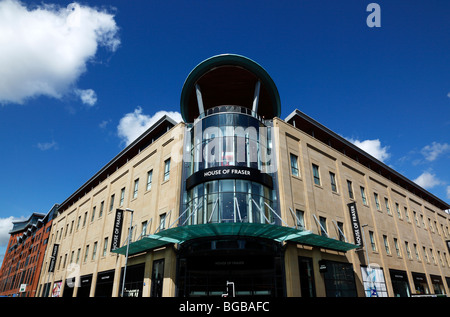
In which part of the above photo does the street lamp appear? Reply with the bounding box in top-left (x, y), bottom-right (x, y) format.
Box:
top-left (121, 208), bottom-right (134, 297)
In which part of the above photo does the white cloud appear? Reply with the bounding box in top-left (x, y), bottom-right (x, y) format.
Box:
top-left (117, 107), bottom-right (183, 146)
top-left (0, 216), bottom-right (25, 246)
top-left (37, 140), bottom-right (58, 151)
top-left (420, 142), bottom-right (450, 162)
top-left (75, 88), bottom-right (97, 106)
top-left (413, 171), bottom-right (444, 189)
top-left (347, 138), bottom-right (390, 162)
top-left (0, 0), bottom-right (120, 105)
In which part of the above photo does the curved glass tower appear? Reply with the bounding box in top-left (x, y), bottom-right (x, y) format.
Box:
top-left (179, 54), bottom-right (281, 228)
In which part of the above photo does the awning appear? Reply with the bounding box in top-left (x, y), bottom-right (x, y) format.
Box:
top-left (111, 222), bottom-right (358, 256)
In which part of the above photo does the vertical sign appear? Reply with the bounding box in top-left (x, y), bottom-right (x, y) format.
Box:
top-left (111, 209), bottom-right (124, 251)
top-left (348, 202), bottom-right (363, 247)
top-left (48, 244), bottom-right (59, 273)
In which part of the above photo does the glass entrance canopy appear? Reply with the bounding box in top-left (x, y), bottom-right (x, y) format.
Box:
top-left (111, 221), bottom-right (358, 256)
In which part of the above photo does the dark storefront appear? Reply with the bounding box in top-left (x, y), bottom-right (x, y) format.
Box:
top-left (412, 272), bottom-right (429, 295)
top-left (119, 263), bottom-right (145, 297)
top-left (95, 270), bottom-right (115, 297)
top-left (389, 269), bottom-right (411, 297)
top-left (76, 274), bottom-right (92, 297)
top-left (321, 260), bottom-right (357, 297)
top-left (176, 237), bottom-right (284, 297)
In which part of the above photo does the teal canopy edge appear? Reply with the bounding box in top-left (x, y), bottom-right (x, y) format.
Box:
top-left (111, 223), bottom-right (358, 256)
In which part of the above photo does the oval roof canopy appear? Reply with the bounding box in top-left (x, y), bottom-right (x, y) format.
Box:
top-left (180, 54), bottom-right (281, 122)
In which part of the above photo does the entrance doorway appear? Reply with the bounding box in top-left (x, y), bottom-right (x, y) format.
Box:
top-left (176, 237), bottom-right (284, 297)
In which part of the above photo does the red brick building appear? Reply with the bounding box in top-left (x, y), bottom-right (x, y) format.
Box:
top-left (0, 205), bottom-right (57, 297)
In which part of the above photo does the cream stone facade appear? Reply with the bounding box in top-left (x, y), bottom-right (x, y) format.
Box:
top-left (34, 55), bottom-right (450, 298)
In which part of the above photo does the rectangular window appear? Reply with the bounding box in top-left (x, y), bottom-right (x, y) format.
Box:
top-left (142, 221), bottom-right (148, 236)
top-left (109, 194), bottom-right (115, 212)
top-left (384, 198), bottom-right (391, 215)
top-left (163, 159), bottom-right (171, 181)
top-left (405, 241), bottom-right (412, 259)
top-left (374, 193), bottom-right (380, 210)
top-left (319, 216), bottom-right (327, 236)
top-left (120, 188), bottom-right (125, 206)
top-left (133, 179), bottom-right (139, 198)
top-left (295, 209), bottom-right (305, 229)
top-left (414, 244), bottom-right (420, 260)
top-left (92, 242), bottom-right (97, 261)
top-left (369, 231), bottom-right (377, 251)
top-left (312, 164), bottom-right (320, 186)
top-left (83, 212), bottom-right (87, 227)
top-left (147, 170), bottom-right (153, 191)
top-left (383, 235), bottom-right (390, 255)
top-left (337, 221), bottom-right (345, 242)
top-left (329, 172), bottom-right (337, 192)
top-left (76, 248), bottom-right (81, 264)
top-left (394, 238), bottom-right (401, 257)
top-left (405, 207), bottom-right (410, 222)
top-left (347, 180), bottom-right (354, 199)
top-left (360, 186), bottom-right (367, 205)
top-left (84, 245), bottom-right (89, 263)
top-left (91, 206), bottom-right (96, 222)
top-left (99, 201), bottom-right (104, 218)
top-left (102, 237), bottom-right (108, 257)
top-left (159, 213), bottom-right (167, 231)
top-left (290, 154), bottom-right (299, 177)
top-left (395, 203), bottom-right (401, 219)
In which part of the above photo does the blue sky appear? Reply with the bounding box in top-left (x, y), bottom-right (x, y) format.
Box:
top-left (0, 0), bottom-right (449, 262)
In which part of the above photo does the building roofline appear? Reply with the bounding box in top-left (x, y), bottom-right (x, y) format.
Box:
top-left (284, 109), bottom-right (450, 211)
top-left (58, 115), bottom-right (181, 213)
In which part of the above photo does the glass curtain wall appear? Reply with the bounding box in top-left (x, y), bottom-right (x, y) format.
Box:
top-left (182, 107), bottom-right (277, 226)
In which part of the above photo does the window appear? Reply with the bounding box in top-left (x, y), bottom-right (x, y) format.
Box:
top-left (91, 206), bottom-right (96, 222)
top-left (395, 203), bottom-right (401, 219)
top-left (102, 237), bottom-right (108, 257)
top-left (295, 209), bottom-right (305, 229)
top-left (374, 193), bottom-right (380, 210)
top-left (133, 179), bottom-right (139, 198)
top-left (360, 186), bottom-right (367, 205)
top-left (347, 180), bottom-right (354, 199)
top-left (405, 207), bottom-right (410, 222)
top-left (147, 170), bottom-right (153, 191)
top-left (99, 201), bottom-right (104, 218)
top-left (83, 212), bottom-right (87, 227)
top-left (142, 221), bottom-right (148, 236)
top-left (159, 213), bottom-right (167, 231)
top-left (383, 235), bottom-right (390, 254)
top-left (384, 198), bottom-right (391, 215)
top-left (84, 245), bottom-right (89, 263)
top-left (76, 248), bottom-right (81, 264)
top-left (163, 158), bottom-right (171, 181)
top-left (413, 211), bottom-right (419, 226)
top-left (319, 216), bottom-right (327, 236)
top-left (109, 194), bottom-right (115, 212)
top-left (92, 242), bottom-right (97, 261)
top-left (290, 154), bottom-right (299, 177)
top-left (394, 238), bottom-right (401, 257)
top-left (405, 241), bottom-right (412, 259)
top-left (337, 221), bottom-right (345, 242)
top-left (120, 188), bottom-right (125, 206)
top-left (369, 231), bottom-right (377, 251)
top-left (312, 164), bottom-right (320, 185)
top-left (329, 172), bottom-right (337, 192)
top-left (77, 216), bottom-right (81, 230)
top-left (423, 247), bottom-right (429, 263)
top-left (414, 244), bottom-right (420, 260)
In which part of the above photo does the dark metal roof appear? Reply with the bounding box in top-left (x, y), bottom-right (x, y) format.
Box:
top-left (180, 54), bottom-right (281, 122)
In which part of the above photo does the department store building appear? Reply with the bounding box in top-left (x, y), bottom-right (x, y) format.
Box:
top-left (36, 54), bottom-right (450, 297)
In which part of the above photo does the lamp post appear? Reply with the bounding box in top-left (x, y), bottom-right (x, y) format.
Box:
top-left (121, 208), bottom-right (134, 297)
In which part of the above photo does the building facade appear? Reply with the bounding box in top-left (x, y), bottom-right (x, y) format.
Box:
top-left (26, 54), bottom-right (450, 297)
top-left (0, 205), bottom-right (57, 297)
